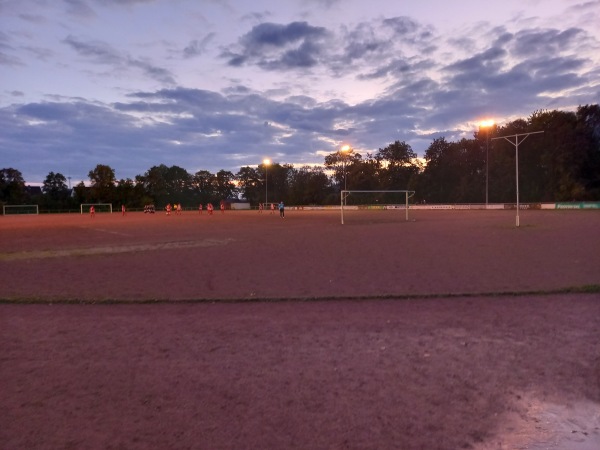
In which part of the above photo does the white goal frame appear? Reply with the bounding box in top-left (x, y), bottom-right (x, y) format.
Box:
top-left (80, 203), bottom-right (113, 214)
top-left (340, 190), bottom-right (415, 224)
top-left (2, 204), bottom-right (39, 215)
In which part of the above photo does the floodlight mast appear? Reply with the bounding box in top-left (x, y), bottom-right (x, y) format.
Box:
top-left (491, 131), bottom-right (544, 227)
top-left (263, 158), bottom-right (271, 206)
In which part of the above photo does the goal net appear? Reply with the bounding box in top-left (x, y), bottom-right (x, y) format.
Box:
top-left (2, 204), bottom-right (39, 215)
top-left (340, 190), bottom-right (415, 224)
top-left (80, 203), bottom-right (113, 214)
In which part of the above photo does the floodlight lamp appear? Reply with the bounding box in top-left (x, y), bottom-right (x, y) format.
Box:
top-left (340, 144), bottom-right (352, 153)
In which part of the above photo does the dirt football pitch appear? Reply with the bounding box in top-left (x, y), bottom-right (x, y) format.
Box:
top-left (1, 208), bottom-right (599, 449)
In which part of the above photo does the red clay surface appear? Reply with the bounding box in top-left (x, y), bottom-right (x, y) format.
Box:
top-left (1, 209), bottom-right (600, 449)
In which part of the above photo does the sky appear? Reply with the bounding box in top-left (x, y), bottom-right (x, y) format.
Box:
top-left (1, 0), bottom-right (599, 185)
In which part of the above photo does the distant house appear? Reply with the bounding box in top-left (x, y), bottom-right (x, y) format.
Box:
top-left (25, 186), bottom-right (43, 197)
top-left (225, 198), bottom-right (251, 210)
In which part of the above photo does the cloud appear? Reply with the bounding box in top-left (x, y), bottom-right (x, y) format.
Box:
top-left (65, 0), bottom-right (97, 19)
top-left (63, 35), bottom-right (121, 64)
top-left (63, 35), bottom-right (175, 84)
top-left (511, 27), bottom-right (585, 57)
top-left (223, 21), bottom-right (330, 70)
top-left (0, 30), bottom-right (23, 66)
top-left (2, 1), bottom-right (599, 184)
top-left (183, 33), bottom-right (215, 58)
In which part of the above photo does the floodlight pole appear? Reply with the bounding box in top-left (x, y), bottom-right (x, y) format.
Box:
top-left (263, 158), bottom-right (271, 206)
top-left (492, 131), bottom-right (544, 227)
top-left (486, 132), bottom-right (489, 207)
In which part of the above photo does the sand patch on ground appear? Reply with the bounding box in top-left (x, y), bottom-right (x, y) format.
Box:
top-left (0, 238), bottom-right (234, 261)
top-left (477, 394), bottom-right (600, 449)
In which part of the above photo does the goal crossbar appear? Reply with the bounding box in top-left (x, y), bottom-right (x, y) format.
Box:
top-left (2, 204), bottom-right (39, 215)
top-left (80, 203), bottom-right (113, 214)
top-left (341, 190), bottom-right (415, 224)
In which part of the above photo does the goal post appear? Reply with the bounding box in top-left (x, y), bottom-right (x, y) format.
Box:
top-left (340, 190), bottom-right (415, 224)
top-left (80, 203), bottom-right (113, 214)
top-left (2, 204), bottom-right (39, 215)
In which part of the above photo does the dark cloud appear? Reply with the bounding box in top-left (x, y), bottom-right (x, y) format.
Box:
top-left (511, 27), bottom-right (585, 57)
top-left (339, 22), bottom-right (391, 64)
top-left (445, 47), bottom-right (507, 74)
top-left (223, 21), bottom-right (329, 70)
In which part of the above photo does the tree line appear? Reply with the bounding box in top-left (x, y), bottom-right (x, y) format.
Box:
top-left (2, 105), bottom-right (599, 211)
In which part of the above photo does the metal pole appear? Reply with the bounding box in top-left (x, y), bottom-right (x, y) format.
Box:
top-left (344, 158), bottom-right (347, 192)
top-left (492, 131), bottom-right (543, 228)
top-left (486, 131), bottom-right (489, 207)
top-left (265, 166), bottom-right (268, 206)
top-left (343, 158), bottom-right (347, 205)
top-left (341, 190), bottom-right (344, 224)
top-left (515, 137), bottom-right (520, 227)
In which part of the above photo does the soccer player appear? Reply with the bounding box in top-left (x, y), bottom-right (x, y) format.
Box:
top-left (220, 201), bottom-right (225, 214)
top-left (121, 204), bottom-right (126, 216)
top-left (166, 203), bottom-right (172, 216)
top-left (270, 203), bottom-right (275, 214)
top-left (207, 203), bottom-right (213, 215)
top-left (278, 201), bottom-right (285, 218)
top-left (258, 202), bottom-right (263, 213)
top-left (198, 203), bottom-right (203, 214)
top-left (89, 205), bottom-right (95, 218)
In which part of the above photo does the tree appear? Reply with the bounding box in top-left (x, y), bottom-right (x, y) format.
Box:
top-left (164, 165), bottom-right (192, 204)
top-left (115, 178), bottom-right (137, 208)
top-left (287, 166), bottom-right (333, 205)
top-left (420, 137), bottom-right (453, 203)
top-left (324, 151), bottom-right (363, 191)
top-left (191, 170), bottom-right (216, 205)
top-left (88, 164), bottom-right (116, 203)
top-left (0, 168), bottom-right (27, 204)
top-left (72, 181), bottom-right (89, 204)
top-left (137, 164), bottom-right (192, 206)
top-left (376, 141), bottom-right (420, 192)
top-left (42, 171), bottom-right (71, 208)
top-left (265, 163), bottom-right (294, 203)
top-left (576, 104), bottom-right (600, 198)
top-left (214, 170), bottom-right (237, 201)
top-left (236, 166), bottom-right (261, 204)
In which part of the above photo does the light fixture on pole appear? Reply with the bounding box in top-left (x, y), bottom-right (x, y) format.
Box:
top-left (491, 131), bottom-right (543, 227)
top-left (263, 158), bottom-right (271, 206)
top-left (479, 119), bottom-right (495, 207)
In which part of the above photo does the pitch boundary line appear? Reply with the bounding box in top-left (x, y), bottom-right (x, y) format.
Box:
top-left (1, 285), bottom-right (598, 305)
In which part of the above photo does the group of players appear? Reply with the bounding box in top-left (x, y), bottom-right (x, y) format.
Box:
top-left (89, 200), bottom-right (285, 218)
top-left (258, 202), bottom-right (285, 218)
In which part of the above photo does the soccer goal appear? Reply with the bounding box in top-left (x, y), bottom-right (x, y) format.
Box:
top-left (2, 204), bottom-right (39, 215)
top-left (80, 203), bottom-right (113, 214)
top-left (340, 190), bottom-right (415, 224)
